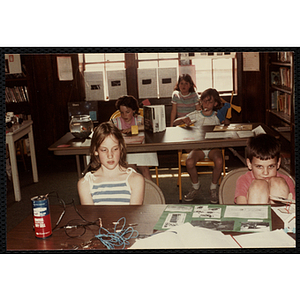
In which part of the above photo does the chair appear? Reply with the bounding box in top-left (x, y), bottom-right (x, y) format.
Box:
top-left (110, 108), bottom-right (144, 120)
top-left (110, 109), bottom-right (159, 186)
top-left (143, 178), bottom-right (165, 204)
top-left (177, 149), bottom-right (226, 201)
top-left (218, 167), bottom-right (295, 205)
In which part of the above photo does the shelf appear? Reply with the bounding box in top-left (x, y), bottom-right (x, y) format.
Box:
top-left (271, 84), bottom-right (292, 94)
top-left (267, 109), bottom-right (291, 124)
top-left (271, 61), bottom-right (292, 67)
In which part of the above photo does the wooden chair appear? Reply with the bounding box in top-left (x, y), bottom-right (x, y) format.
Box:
top-left (177, 148), bottom-right (226, 201)
top-left (143, 178), bottom-right (165, 204)
top-left (110, 109), bottom-right (159, 186)
top-left (218, 167), bottom-right (295, 205)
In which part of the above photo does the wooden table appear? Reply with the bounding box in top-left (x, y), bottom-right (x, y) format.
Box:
top-left (48, 123), bottom-right (274, 177)
top-left (6, 204), bottom-right (290, 251)
top-left (6, 120), bottom-right (38, 201)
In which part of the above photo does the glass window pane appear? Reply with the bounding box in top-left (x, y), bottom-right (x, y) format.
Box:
top-left (138, 61), bottom-right (158, 68)
top-left (104, 53), bottom-right (125, 62)
top-left (138, 53), bottom-right (158, 60)
top-left (158, 60), bottom-right (178, 68)
top-left (193, 58), bottom-right (212, 92)
top-left (105, 62), bottom-right (125, 70)
top-left (85, 54), bottom-right (105, 63)
top-left (85, 64), bottom-right (104, 72)
top-left (158, 53), bottom-right (178, 59)
top-left (213, 59), bottom-right (233, 91)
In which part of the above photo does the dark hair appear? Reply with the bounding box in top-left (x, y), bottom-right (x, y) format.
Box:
top-left (174, 74), bottom-right (196, 93)
top-left (115, 95), bottom-right (140, 115)
top-left (200, 88), bottom-right (222, 111)
top-left (89, 122), bottom-right (127, 171)
top-left (247, 134), bottom-right (281, 162)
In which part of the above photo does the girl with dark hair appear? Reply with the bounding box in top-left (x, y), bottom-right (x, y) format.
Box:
top-left (170, 74), bottom-right (200, 126)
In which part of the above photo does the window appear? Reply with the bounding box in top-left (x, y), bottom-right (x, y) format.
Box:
top-left (80, 52), bottom-right (237, 100)
top-left (81, 53), bottom-right (126, 100)
top-left (182, 52), bottom-right (236, 94)
top-left (137, 53), bottom-right (179, 99)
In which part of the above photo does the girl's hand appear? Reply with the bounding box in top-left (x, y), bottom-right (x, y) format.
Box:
top-left (122, 128), bottom-right (131, 134)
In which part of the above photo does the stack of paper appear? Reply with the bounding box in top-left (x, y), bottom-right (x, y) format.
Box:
top-left (130, 223), bottom-right (239, 249)
top-left (233, 229), bottom-right (295, 248)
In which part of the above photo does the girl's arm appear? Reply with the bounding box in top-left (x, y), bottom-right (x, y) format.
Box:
top-left (236, 195), bottom-right (248, 204)
top-left (128, 172), bottom-right (145, 205)
top-left (77, 177), bottom-right (94, 205)
top-left (170, 103), bottom-right (177, 127)
top-left (173, 116), bottom-right (192, 127)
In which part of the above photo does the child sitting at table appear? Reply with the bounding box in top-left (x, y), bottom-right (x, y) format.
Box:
top-left (77, 122), bottom-right (144, 205)
top-left (173, 88), bottom-right (229, 203)
top-left (170, 74), bottom-right (200, 127)
top-left (235, 134), bottom-right (295, 204)
top-left (111, 95), bottom-right (158, 181)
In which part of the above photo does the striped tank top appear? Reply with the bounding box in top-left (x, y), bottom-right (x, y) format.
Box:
top-left (83, 168), bottom-right (134, 205)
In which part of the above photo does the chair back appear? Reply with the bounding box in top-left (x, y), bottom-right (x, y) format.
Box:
top-left (219, 168), bottom-right (248, 204)
top-left (110, 108), bottom-right (144, 120)
top-left (143, 179), bottom-right (165, 204)
top-left (219, 167), bottom-right (295, 204)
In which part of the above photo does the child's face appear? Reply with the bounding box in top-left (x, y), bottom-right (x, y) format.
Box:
top-left (201, 96), bottom-right (217, 113)
top-left (179, 79), bottom-right (191, 95)
top-left (96, 134), bottom-right (121, 170)
top-left (120, 105), bottom-right (134, 123)
top-left (247, 157), bottom-right (281, 181)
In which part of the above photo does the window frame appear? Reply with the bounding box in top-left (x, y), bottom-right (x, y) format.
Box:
top-left (79, 52), bottom-right (237, 100)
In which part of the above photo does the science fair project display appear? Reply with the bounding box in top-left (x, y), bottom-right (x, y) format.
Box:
top-left (153, 205), bottom-right (272, 232)
top-left (130, 205), bottom-right (295, 249)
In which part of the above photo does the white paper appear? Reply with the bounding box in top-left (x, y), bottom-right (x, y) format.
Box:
top-left (138, 68), bottom-right (157, 98)
top-left (57, 56), bottom-right (73, 81)
top-left (84, 71), bottom-right (105, 100)
top-left (165, 205), bottom-right (194, 212)
top-left (236, 131), bottom-right (254, 138)
top-left (130, 223), bottom-right (240, 249)
top-left (192, 205), bottom-right (222, 219)
top-left (224, 206), bottom-right (268, 219)
top-left (243, 52), bottom-right (260, 71)
top-left (233, 229), bottom-right (295, 248)
top-left (158, 67), bottom-right (177, 97)
top-left (205, 132), bottom-right (234, 139)
top-left (252, 125), bottom-right (266, 135)
top-left (107, 70), bottom-right (127, 100)
top-left (162, 213), bottom-right (186, 229)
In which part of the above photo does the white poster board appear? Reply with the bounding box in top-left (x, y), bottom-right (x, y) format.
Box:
top-left (107, 70), bottom-right (127, 100)
top-left (158, 68), bottom-right (177, 98)
top-left (84, 71), bottom-right (105, 100)
top-left (138, 68), bottom-right (158, 99)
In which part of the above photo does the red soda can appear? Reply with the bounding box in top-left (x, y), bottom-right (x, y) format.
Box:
top-left (31, 195), bottom-right (52, 239)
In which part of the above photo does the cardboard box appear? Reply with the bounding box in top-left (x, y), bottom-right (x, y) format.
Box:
top-left (144, 105), bottom-right (166, 133)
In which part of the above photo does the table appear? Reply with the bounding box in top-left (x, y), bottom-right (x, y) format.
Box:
top-left (6, 204), bottom-right (291, 251)
top-left (49, 123), bottom-right (274, 177)
top-left (6, 120), bottom-right (38, 201)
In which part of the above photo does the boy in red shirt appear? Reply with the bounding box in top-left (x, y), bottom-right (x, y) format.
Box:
top-left (235, 134), bottom-right (295, 204)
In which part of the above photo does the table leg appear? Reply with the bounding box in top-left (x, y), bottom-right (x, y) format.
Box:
top-left (7, 137), bottom-right (21, 201)
top-left (28, 125), bottom-right (38, 182)
top-left (76, 155), bottom-right (81, 178)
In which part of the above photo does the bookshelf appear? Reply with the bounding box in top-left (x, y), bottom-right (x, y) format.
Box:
top-left (5, 57), bottom-right (31, 117)
top-left (265, 52), bottom-right (294, 176)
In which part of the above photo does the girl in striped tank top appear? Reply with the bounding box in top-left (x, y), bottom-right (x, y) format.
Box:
top-left (170, 74), bottom-right (200, 126)
top-left (77, 122), bottom-right (144, 205)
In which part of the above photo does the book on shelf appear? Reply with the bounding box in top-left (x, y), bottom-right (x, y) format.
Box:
top-left (5, 86), bottom-right (29, 103)
top-left (279, 67), bottom-right (291, 88)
